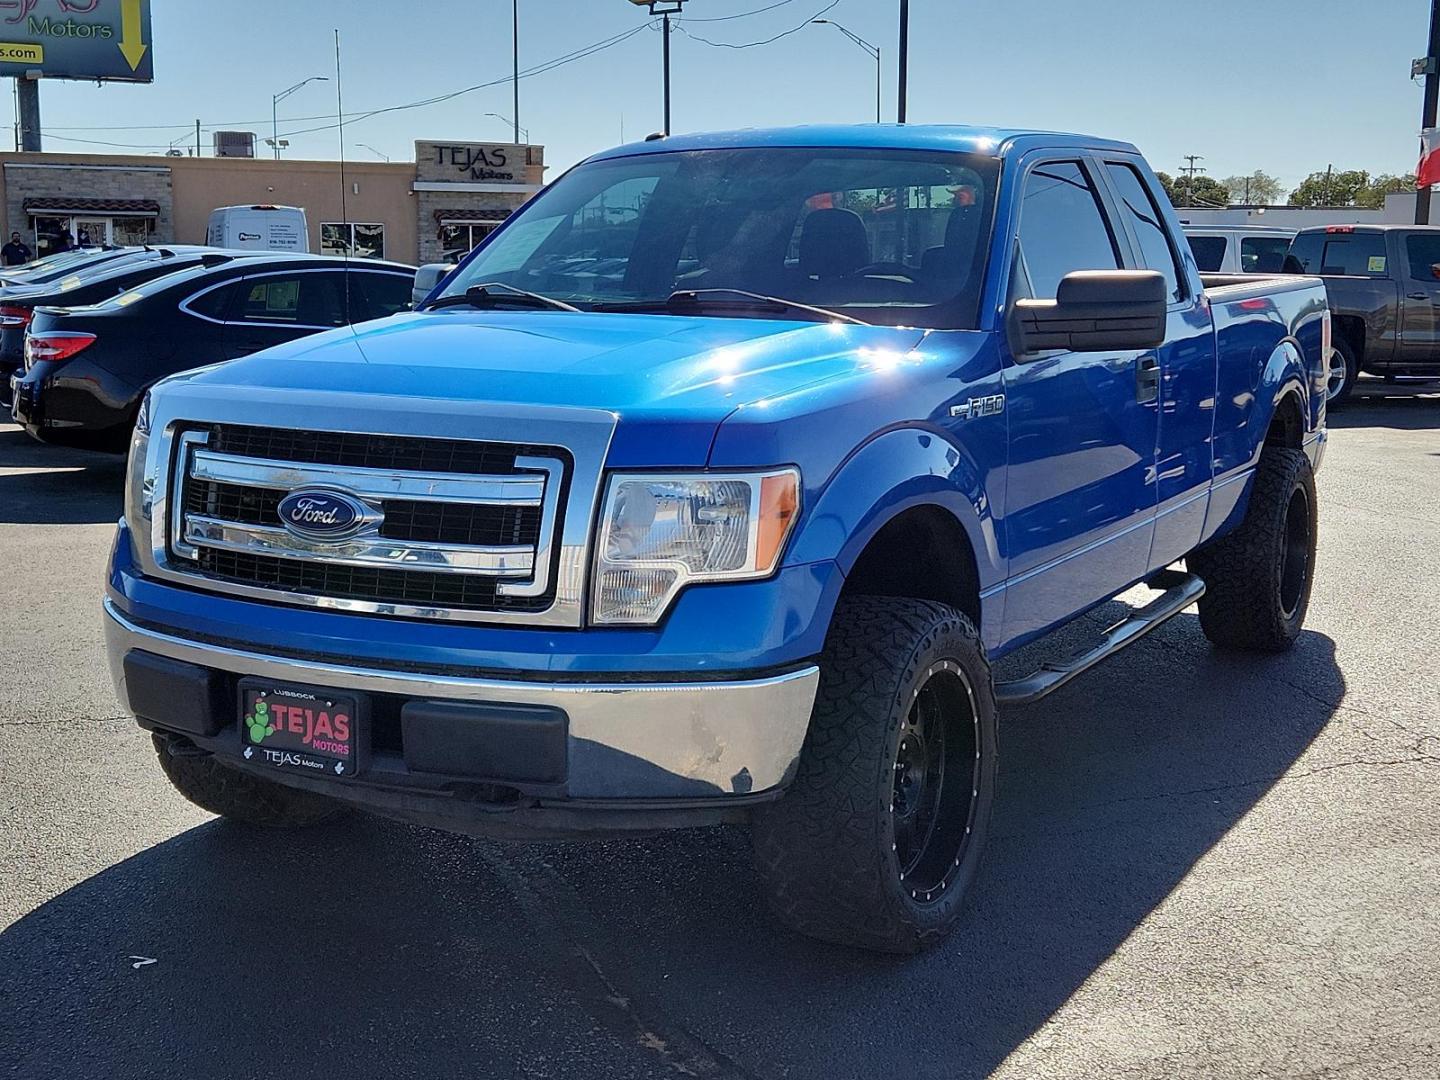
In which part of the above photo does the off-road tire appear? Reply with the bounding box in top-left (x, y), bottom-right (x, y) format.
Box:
top-left (1328, 336), bottom-right (1357, 406)
top-left (154, 735), bottom-right (345, 827)
top-left (1189, 447), bottom-right (1317, 652)
top-left (751, 597), bottom-right (997, 953)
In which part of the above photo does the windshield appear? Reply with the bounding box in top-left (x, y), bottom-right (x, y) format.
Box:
top-left (440, 146), bottom-right (999, 328)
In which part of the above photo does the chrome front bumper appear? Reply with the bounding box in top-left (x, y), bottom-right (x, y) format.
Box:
top-left (104, 598), bottom-right (819, 802)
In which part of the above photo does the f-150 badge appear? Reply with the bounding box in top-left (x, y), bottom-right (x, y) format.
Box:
top-left (950, 395), bottom-right (1005, 420)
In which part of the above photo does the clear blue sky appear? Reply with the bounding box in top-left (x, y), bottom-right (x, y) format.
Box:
top-left (4, 0), bottom-right (1430, 194)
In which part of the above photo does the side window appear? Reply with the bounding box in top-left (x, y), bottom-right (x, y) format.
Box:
top-left (186, 280), bottom-right (239, 321)
top-left (1187, 235), bottom-right (1227, 272)
top-left (356, 272), bottom-right (413, 319)
top-left (1405, 234), bottom-right (1440, 282)
top-left (1105, 163), bottom-right (1183, 301)
top-left (1015, 161), bottom-right (1121, 299)
top-left (1240, 236), bottom-right (1291, 274)
top-left (238, 273), bottom-right (348, 327)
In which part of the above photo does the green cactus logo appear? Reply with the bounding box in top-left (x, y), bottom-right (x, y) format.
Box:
top-left (245, 698), bottom-right (276, 744)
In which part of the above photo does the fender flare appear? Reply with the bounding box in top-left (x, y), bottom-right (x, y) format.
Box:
top-left (1253, 338), bottom-right (1313, 456)
top-left (785, 425), bottom-right (1002, 590)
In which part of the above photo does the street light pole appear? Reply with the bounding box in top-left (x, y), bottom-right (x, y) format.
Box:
top-left (812, 20), bottom-right (882, 123)
top-left (512, 0), bottom-right (521, 146)
top-left (271, 75), bottom-right (328, 160)
top-left (630, 0), bottom-right (686, 136)
top-left (485, 113), bottom-right (529, 143)
top-left (897, 0), bottom-right (909, 123)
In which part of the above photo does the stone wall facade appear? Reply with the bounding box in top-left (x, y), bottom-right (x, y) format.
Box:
top-left (2, 162), bottom-right (173, 244)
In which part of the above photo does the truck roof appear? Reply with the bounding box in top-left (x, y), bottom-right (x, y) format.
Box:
top-left (583, 124), bottom-right (1139, 163)
top-left (1294, 223), bottom-right (1440, 234)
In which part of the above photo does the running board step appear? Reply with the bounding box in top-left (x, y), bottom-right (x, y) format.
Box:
top-left (993, 569), bottom-right (1205, 707)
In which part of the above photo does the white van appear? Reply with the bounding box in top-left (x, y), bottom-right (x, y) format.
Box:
top-left (1182, 224), bottom-right (1294, 275)
top-left (205, 205), bottom-right (309, 253)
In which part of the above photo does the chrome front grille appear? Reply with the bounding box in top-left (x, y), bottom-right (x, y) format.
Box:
top-left (167, 425), bottom-right (567, 617)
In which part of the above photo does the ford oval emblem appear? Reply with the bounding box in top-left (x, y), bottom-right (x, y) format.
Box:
top-left (277, 489), bottom-right (371, 541)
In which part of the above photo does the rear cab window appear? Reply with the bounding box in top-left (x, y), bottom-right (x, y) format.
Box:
top-left (1285, 230), bottom-right (1388, 276)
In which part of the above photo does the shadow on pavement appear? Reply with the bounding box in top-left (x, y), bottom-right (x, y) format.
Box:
top-left (1335, 388), bottom-right (1440, 431)
top-left (0, 614), bottom-right (1343, 1080)
top-left (0, 423), bottom-right (124, 525)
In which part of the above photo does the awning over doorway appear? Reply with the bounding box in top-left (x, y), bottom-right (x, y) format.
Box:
top-left (23, 197), bottom-right (161, 217)
top-left (432, 208), bottom-right (511, 223)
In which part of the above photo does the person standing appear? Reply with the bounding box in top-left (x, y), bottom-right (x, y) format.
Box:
top-left (1, 231), bottom-right (32, 266)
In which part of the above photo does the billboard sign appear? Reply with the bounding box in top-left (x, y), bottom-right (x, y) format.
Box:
top-left (0, 0), bottom-right (152, 83)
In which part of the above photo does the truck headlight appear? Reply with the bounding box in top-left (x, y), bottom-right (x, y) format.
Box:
top-left (123, 390), bottom-right (154, 535)
top-left (591, 469), bottom-right (800, 625)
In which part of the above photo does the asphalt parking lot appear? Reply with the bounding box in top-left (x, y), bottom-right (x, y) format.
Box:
top-left (1, 389), bottom-right (1437, 1080)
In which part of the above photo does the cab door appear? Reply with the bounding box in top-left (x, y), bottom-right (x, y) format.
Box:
top-left (999, 156), bottom-right (1159, 646)
top-left (1397, 230), bottom-right (1440, 368)
top-left (1099, 157), bottom-right (1217, 569)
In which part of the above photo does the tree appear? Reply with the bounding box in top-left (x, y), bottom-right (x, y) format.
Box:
top-left (1222, 170), bottom-right (1283, 205)
top-left (1158, 171), bottom-right (1230, 208)
top-left (1287, 170), bottom-right (1417, 208)
top-left (1287, 169), bottom-right (1368, 207)
top-left (1355, 173), bottom-right (1415, 209)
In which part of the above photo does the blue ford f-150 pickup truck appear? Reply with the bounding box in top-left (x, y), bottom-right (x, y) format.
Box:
top-left (104, 125), bottom-right (1329, 952)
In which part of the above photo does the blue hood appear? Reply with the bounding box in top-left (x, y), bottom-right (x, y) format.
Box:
top-left (183, 310), bottom-right (931, 465)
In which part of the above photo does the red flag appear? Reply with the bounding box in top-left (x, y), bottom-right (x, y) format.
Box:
top-left (1419, 127), bottom-right (1440, 189)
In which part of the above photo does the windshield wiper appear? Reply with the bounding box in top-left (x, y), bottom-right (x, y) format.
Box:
top-left (424, 282), bottom-right (579, 313)
top-left (594, 288), bottom-right (866, 325)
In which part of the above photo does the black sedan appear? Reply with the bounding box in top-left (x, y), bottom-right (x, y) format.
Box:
top-left (0, 246), bottom-right (243, 405)
top-left (0, 245), bottom-right (125, 288)
top-left (11, 254), bottom-right (416, 450)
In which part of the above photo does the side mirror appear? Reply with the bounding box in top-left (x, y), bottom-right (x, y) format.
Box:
top-left (411, 263), bottom-right (455, 306)
top-left (1011, 269), bottom-right (1167, 354)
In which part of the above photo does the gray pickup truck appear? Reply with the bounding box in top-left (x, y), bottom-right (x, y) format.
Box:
top-left (1283, 223), bottom-right (1440, 403)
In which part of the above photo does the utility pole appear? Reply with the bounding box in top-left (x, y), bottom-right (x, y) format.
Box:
top-left (1324, 163), bottom-right (1334, 206)
top-left (663, 8), bottom-right (672, 135)
top-left (1417, 0), bottom-right (1440, 223)
top-left (195, 118), bottom-right (201, 157)
top-left (512, 0), bottom-right (520, 144)
top-left (897, 0), bottom-right (910, 123)
top-left (17, 74), bottom-right (40, 151)
top-left (1180, 154), bottom-right (1205, 207)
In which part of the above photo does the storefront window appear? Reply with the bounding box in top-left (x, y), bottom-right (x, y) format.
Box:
top-left (111, 217), bottom-right (154, 246)
top-left (321, 222), bottom-right (386, 259)
top-left (30, 216), bottom-right (69, 258)
top-left (28, 214), bottom-right (154, 255)
top-left (439, 221), bottom-right (503, 261)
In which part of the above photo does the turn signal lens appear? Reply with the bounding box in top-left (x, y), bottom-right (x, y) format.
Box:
top-left (756, 472), bottom-right (800, 574)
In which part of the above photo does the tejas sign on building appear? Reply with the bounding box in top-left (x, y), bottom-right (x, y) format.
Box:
top-left (417, 142), bottom-right (528, 186)
top-left (0, 0), bottom-right (153, 83)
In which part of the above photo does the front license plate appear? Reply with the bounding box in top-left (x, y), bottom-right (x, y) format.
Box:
top-left (238, 678), bottom-right (363, 778)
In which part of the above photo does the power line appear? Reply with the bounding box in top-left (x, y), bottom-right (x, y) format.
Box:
top-left (11, 23), bottom-right (649, 145)
top-left (673, 0), bottom-right (840, 48)
top-left (680, 0), bottom-right (803, 21)
top-left (275, 23), bottom-right (648, 142)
